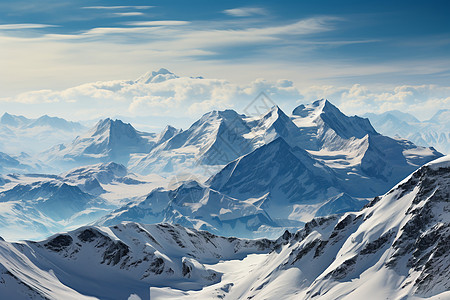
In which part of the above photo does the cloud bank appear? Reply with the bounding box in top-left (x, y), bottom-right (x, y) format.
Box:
top-left (1, 69), bottom-right (448, 124)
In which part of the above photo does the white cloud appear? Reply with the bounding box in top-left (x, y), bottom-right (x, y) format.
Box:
top-left (0, 24), bottom-right (58, 30)
top-left (1, 69), bottom-right (448, 124)
top-left (0, 71), bottom-right (301, 121)
top-left (125, 21), bottom-right (191, 26)
top-left (224, 7), bottom-right (267, 17)
top-left (113, 12), bottom-right (144, 17)
top-left (298, 84), bottom-right (450, 120)
top-left (82, 6), bottom-right (154, 10)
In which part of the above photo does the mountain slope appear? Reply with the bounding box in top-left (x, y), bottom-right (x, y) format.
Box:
top-left (206, 137), bottom-right (361, 223)
top-left (152, 155), bottom-right (450, 299)
top-left (0, 223), bottom-right (275, 300)
top-left (0, 156), bottom-right (448, 300)
top-left (97, 180), bottom-right (280, 239)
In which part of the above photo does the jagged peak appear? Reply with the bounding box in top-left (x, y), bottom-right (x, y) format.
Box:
top-left (1, 112), bottom-right (13, 118)
top-left (91, 118), bottom-right (137, 138)
top-left (156, 125), bottom-right (181, 144)
top-left (198, 109), bottom-right (242, 124)
top-left (292, 99), bottom-right (378, 138)
top-left (258, 105), bottom-right (291, 124)
top-left (0, 112), bottom-right (29, 126)
top-left (292, 99), bottom-right (335, 116)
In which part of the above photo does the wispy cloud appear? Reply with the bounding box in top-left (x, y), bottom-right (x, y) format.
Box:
top-left (125, 21), bottom-right (191, 26)
top-left (82, 6), bottom-right (154, 10)
top-left (0, 24), bottom-right (58, 30)
top-left (224, 7), bottom-right (267, 17)
top-left (113, 12), bottom-right (144, 17)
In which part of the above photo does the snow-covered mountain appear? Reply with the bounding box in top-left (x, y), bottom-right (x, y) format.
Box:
top-left (365, 109), bottom-right (450, 154)
top-left (99, 100), bottom-right (441, 238)
top-left (134, 67), bottom-right (179, 84)
top-left (0, 179), bottom-right (111, 241)
top-left (151, 155), bottom-right (450, 299)
top-left (0, 113), bottom-right (85, 154)
top-left (97, 179), bottom-right (281, 239)
top-left (128, 109), bottom-right (254, 176)
top-left (290, 100), bottom-right (442, 197)
top-left (1, 156), bottom-right (448, 299)
top-left (43, 119), bottom-right (158, 170)
top-left (207, 137), bottom-right (359, 222)
top-left (99, 136), bottom-right (367, 239)
top-left (4, 99), bottom-right (442, 240)
top-left (0, 162), bottom-right (167, 241)
top-left (0, 222), bottom-right (275, 300)
top-left (0, 151), bottom-right (48, 174)
top-left (130, 100), bottom-right (442, 193)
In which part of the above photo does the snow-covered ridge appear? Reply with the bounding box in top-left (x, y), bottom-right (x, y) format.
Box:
top-left (24, 98), bottom-right (441, 239)
top-left (151, 155), bottom-right (450, 299)
top-left (0, 162), bottom-right (166, 241)
top-left (0, 156), bottom-right (449, 299)
top-left (0, 222), bottom-right (276, 300)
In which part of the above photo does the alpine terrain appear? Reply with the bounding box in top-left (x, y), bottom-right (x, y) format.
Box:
top-left (0, 155), bottom-right (448, 299)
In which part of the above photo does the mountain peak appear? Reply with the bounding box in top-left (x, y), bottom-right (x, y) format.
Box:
top-left (135, 68), bottom-right (178, 84)
top-left (156, 125), bottom-right (181, 144)
top-left (89, 118), bottom-right (144, 144)
top-left (0, 112), bottom-right (29, 127)
top-left (292, 99), bottom-right (335, 115)
top-left (292, 99), bottom-right (377, 139)
top-left (198, 109), bottom-right (242, 124)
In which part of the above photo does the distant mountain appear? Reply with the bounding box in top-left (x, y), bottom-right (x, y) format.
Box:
top-left (0, 151), bottom-right (48, 174)
top-left (364, 109), bottom-right (450, 154)
top-left (0, 113), bottom-right (86, 155)
top-left (1, 156), bottom-right (448, 299)
top-left (26, 114), bottom-right (85, 132)
top-left (43, 119), bottom-right (158, 169)
top-left (0, 179), bottom-right (111, 240)
top-left (0, 162), bottom-right (165, 240)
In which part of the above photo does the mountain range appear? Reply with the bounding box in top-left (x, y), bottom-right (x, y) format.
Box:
top-left (0, 69), bottom-right (448, 299)
top-left (95, 100), bottom-right (442, 238)
top-left (0, 155), bottom-right (448, 299)
top-left (0, 113), bottom-right (85, 155)
top-left (365, 109), bottom-right (449, 154)
top-left (0, 162), bottom-right (165, 241)
top-left (0, 98), bottom-right (442, 240)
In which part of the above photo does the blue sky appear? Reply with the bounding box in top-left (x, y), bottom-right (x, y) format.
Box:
top-left (0, 0), bottom-right (449, 122)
